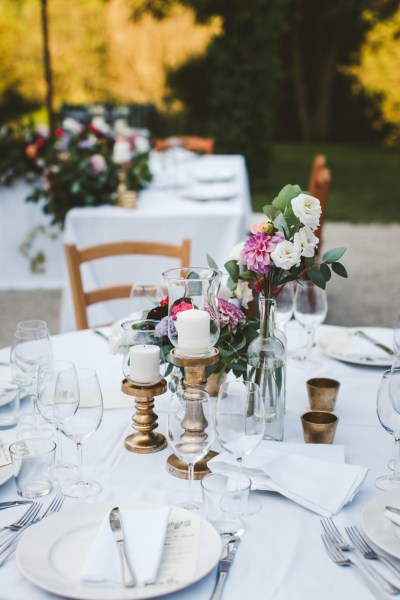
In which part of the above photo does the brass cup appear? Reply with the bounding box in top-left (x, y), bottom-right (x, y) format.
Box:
top-left (301, 411), bottom-right (339, 444)
top-left (306, 378), bottom-right (340, 412)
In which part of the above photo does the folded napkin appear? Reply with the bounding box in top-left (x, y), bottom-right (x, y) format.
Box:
top-left (323, 330), bottom-right (392, 361)
top-left (81, 506), bottom-right (170, 587)
top-left (384, 510), bottom-right (400, 526)
top-left (208, 442), bottom-right (368, 517)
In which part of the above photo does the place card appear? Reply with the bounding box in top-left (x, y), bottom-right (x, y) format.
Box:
top-left (155, 516), bottom-right (201, 585)
top-left (0, 441), bottom-right (11, 467)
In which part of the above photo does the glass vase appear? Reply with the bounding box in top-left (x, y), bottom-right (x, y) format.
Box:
top-left (247, 296), bottom-right (286, 441)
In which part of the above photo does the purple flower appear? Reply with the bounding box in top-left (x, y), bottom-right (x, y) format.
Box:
top-left (155, 316), bottom-right (176, 338)
top-left (78, 140), bottom-right (93, 149)
top-left (217, 299), bottom-right (246, 333)
top-left (242, 231), bottom-right (285, 274)
top-left (90, 154), bottom-right (107, 173)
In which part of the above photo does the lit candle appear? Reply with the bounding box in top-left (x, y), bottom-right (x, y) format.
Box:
top-left (129, 345), bottom-right (160, 384)
top-left (176, 309), bottom-right (211, 355)
top-left (113, 139), bottom-right (131, 164)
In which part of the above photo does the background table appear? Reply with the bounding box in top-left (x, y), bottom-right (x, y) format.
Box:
top-left (61, 154), bottom-right (251, 331)
top-left (0, 323), bottom-right (396, 600)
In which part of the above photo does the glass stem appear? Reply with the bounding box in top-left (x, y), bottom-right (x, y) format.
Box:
top-left (55, 426), bottom-right (63, 466)
top-left (188, 462), bottom-right (194, 506)
top-left (237, 456), bottom-right (243, 487)
top-left (305, 327), bottom-right (316, 361)
top-left (392, 436), bottom-right (400, 479)
top-left (76, 442), bottom-right (84, 483)
top-left (31, 375), bottom-right (38, 427)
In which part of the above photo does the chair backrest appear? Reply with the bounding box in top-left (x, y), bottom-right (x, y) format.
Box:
top-left (65, 239), bottom-right (191, 330)
top-left (310, 163), bottom-right (331, 252)
top-left (154, 136), bottom-right (214, 154)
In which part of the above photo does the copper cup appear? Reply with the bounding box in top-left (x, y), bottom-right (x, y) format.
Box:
top-left (301, 411), bottom-right (339, 444)
top-left (306, 378), bottom-right (340, 412)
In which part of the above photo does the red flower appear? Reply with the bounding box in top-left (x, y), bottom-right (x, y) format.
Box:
top-left (55, 128), bottom-right (64, 137)
top-left (160, 297), bottom-right (169, 307)
top-left (88, 124), bottom-right (99, 133)
top-left (171, 301), bottom-right (193, 320)
top-left (35, 138), bottom-right (44, 148)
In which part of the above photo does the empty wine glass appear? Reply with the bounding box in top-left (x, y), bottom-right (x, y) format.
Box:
top-left (215, 380), bottom-right (264, 514)
top-left (275, 283), bottom-right (294, 331)
top-left (393, 312), bottom-right (400, 358)
top-left (292, 280), bottom-right (328, 369)
top-left (376, 369), bottom-right (400, 490)
top-left (129, 283), bottom-right (162, 316)
top-left (59, 368), bottom-right (103, 498)
top-left (37, 360), bottom-right (79, 481)
top-left (166, 389), bottom-right (214, 512)
top-left (10, 326), bottom-right (54, 438)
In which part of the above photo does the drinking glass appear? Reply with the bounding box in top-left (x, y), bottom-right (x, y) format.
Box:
top-left (215, 380), bottom-right (264, 514)
top-left (166, 390), bottom-right (214, 512)
top-left (275, 283), bottom-right (294, 331)
top-left (59, 368), bottom-right (103, 498)
top-left (10, 326), bottom-right (54, 438)
top-left (394, 312), bottom-right (400, 358)
top-left (129, 283), bottom-right (162, 316)
top-left (376, 369), bottom-right (400, 490)
top-left (292, 280), bottom-right (328, 369)
top-left (37, 360), bottom-right (79, 481)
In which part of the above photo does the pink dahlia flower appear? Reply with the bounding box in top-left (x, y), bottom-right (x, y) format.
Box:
top-left (242, 231), bottom-right (285, 274)
top-left (217, 299), bottom-right (246, 333)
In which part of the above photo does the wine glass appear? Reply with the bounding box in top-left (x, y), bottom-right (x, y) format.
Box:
top-left (59, 368), bottom-right (103, 498)
top-left (215, 380), bottom-right (264, 514)
top-left (37, 360), bottom-right (79, 481)
top-left (393, 312), bottom-right (400, 358)
top-left (166, 390), bottom-right (214, 512)
top-left (10, 326), bottom-right (54, 438)
top-left (376, 369), bottom-right (400, 490)
top-left (275, 283), bottom-right (294, 331)
top-left (292, 280), bottom-right (328, 369)
top-left (129, 283), bottom-right (162, 316)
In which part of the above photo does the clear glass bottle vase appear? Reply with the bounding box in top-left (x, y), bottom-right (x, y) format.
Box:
top-left (247, 296), bottom-right (286, 441)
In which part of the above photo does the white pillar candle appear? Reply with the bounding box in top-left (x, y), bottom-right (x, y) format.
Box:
top-left (113, 139), bottom-right (131, 164)
top-left (129, 345), bottom-right (160, 384)
top-left (176, 309), bottom-right (211, 355)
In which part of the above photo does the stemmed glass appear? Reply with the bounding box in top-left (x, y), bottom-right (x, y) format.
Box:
top-left (275, 283), bottom-right (294, 331)
top-left (166, 390), bottom-right (214, 512)
top-left (37, 360), bottom-right (79, 481)
top-left (10, 325), bottom-right (54, 438)
top-left (376, 369), bottom-right (400, 490)
top-left (393, 312), bottom-right (400, 359)
top-left (292, 280), bottom-right (328, 369)
top-left (58, 368), bottom-right (103, 498)
top-left (215, 380), bottom-right (264, 513)
top-left (129, 283), bottom-right (162, 316)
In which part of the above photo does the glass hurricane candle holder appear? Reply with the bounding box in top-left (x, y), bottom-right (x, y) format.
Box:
top-left (121, 320), bottom-right (166, 385)
top-left (162, 267), bottom-right (222, 358)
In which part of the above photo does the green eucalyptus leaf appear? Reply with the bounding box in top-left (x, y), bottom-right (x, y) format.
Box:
top-left (322, 247), bottom-right (347, 264)
top-left (207, 254), bottom-right (219, 270)
top-left (238, 271), bottom-right (254, 280)
top-left (332, 262), bottom-right (348, 278)
top-left (224, 259), bottom-right (239, 283)
top-left (273, 212), bottom-right (289, 237)
top-left (307, 268), bottom-right (326, 289)
top-left (319, 263), bottom-right (331, 282)
top-left (262, 204), bottom-right (278, 219)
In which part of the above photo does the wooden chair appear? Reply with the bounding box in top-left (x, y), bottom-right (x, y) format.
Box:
top-left (154, 136), bottom-right (215, 154)
top-left (65, 239), bottom-right (191, 330)
top-left (308, 154), bottom-right (331, 252)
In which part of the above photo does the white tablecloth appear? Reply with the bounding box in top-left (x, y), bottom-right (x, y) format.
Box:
top-left (0, 323), bottom-right (397, 600)
top-left (0, 181), bottom-right (64, 290)
top-left (61, 154), bottom-right (251, 331)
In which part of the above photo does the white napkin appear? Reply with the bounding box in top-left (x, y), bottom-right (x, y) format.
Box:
top-left (208, 442), bottom-right (368, 517)
top-left (81, 506), bottom-right (170, 587)
top-left (323, 330), bottom-right (392, 361)
top-left (384, 510), bottom-right (400, 526)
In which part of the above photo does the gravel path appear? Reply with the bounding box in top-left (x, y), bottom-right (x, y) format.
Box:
top-left (0, 222), bottom-right (399, 349)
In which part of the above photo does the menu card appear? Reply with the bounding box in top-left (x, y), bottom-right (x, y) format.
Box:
top-left (155, 516), bottom-right (201, 586)
top-left (0, 441), bottom-right (11, 467)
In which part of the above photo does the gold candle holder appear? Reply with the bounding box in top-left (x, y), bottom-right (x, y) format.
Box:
top-left (166, 348), bottom-right (219, 480)
top-left (122, 378), bottom-right (167, 453)
top-left (115, 165), bottom-right (137, 209)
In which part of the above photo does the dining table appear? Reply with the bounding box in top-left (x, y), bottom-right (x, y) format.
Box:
top-left (60, 153), bottom-right (251, 332)
top-left (0, 321), bottom-right (398, 600)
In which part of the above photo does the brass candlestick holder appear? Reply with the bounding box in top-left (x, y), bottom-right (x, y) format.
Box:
top-left (115, 165), bottom-right (137, 209)
top-left (122, 378), bottom-right (167, 453)
top-left (166, 347), bottom-right (219, 480)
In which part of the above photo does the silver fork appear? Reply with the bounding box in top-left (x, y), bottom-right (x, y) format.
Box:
top-left (322, 533), bottom-right (400, 595)
top-left (0, 501), bottom-right (42, 534)
top-left (0, 494), bottom-right (65, 564)
top-left (345, 525), bottom-right (400, 580)
top-left (321, 518), bottom-right (351, 551)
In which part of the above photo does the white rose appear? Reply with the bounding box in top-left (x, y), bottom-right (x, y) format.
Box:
top-left (218, 284), bottom-right (232, 300)
top-left (229, 241), bottom-right (246, 265)
top-left (294, 226), bottom-right (319, 258)
top-left (135, 135), bottom-right (150, 153)
top-left (291, 193), bottom-right (321, 231)
top-left (235, 281), bottom-right (253, 309)
top-left (271, 240), bottom-right (301, 270)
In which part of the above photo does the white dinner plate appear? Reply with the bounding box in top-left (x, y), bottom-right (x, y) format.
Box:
top-left (182, 184), bottom-right (237, 202)
top-left (0, 463), bottom-right (13, 487)
top-left (361, 488), bottom-right (400, 559)
top-left (317, 327), bottom-right (394, 367)
top-left (194, 168), bottom-right (235, 183)
top-left (16, 500), bottom-right (221, 600)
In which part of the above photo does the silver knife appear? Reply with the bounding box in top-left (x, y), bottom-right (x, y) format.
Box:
top-left (209, 538), bottom-right (241, 600)
top-left (0, 500), bottom-right (32, 510)
top-left (355, 330), bottom-right (394, 356)
top-left (109, 507), bottom-right (137, 587)
top-left (385, 506), bottom-right (400, 516)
